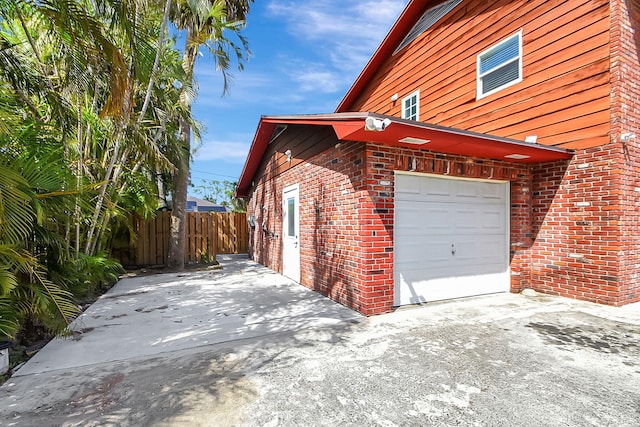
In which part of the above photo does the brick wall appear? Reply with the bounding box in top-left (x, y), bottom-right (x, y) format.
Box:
top-left (529, 147), bottom-right (625, 304)
top-left (610, 0), bottom-right (640, 304)
top-left (356, 145), bottom-right (395, 315)
top-left (248, 138), bottom-right (535, 315)
top-left (248, 172), bottom-right (282, 271)
top-left (295, 142), bottom-right (367, 311)
top-left (361, 143), bottom-right (533, 314)
top-left (249, 141), bottom-right (370, 312)
top-left (249, 138), bottom-right (640, 312)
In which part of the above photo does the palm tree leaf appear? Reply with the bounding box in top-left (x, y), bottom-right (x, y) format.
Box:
top-left (0, 164), bottom-right (35, 244)
top-left (0, 296), bottom-right (20, 339)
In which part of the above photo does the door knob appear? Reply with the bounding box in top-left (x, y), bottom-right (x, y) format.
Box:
top-left (451, 244), bottom-right (456, 255)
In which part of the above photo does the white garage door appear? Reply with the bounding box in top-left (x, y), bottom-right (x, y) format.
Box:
top-left (394, 173), bottom-right (510, 305)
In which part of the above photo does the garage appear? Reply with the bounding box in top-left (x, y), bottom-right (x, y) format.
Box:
top-left (394, 173), bottom-right (510, 305)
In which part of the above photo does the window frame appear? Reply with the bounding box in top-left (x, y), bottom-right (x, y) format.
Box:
top-left (476, 30), bottom-right (523, 99)
top-left (402, 90), bottom-right (420, 121)
top-left (286, 197), bottom-right (296, 237)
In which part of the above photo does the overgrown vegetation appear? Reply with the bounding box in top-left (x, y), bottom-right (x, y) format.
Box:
top-left (0, 0), bottom-right (252, 346)
top-left (192, 179), bottom-right (247, 212)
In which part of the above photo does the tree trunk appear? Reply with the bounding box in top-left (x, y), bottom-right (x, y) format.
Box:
top-left (167, 28), bottom-right (198, 271)
top-left (137, 0), bottom-right (172, 126)
top-left (84, 129), bottom-right (123, 255)
top-left (166, 117), bottom-right (190, 270)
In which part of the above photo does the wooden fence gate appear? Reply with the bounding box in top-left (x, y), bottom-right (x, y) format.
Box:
top-left (115, 211), bottom-right (249, 267)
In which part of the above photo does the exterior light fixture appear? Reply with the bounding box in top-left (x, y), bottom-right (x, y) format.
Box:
top-left (365, 117), bottom-right (392, 131)
top-left (621, 133), bottom-right (635, 142)
top-left (399, 137), bottom-right (430, 145)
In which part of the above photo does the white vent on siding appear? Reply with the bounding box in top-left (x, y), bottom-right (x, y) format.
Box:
top-left (393, 0), bottom-right (463, 55)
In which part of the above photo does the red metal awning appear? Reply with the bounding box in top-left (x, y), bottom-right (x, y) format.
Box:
top-left (235, 113), bottom-right (573, 197)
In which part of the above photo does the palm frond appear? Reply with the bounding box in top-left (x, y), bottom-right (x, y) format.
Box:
top-left (0, 296), bottom-right (20, 339)
top-left (0, 164), bottom-right (35, 244)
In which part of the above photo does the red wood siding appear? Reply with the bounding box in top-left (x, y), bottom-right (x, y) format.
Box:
top-left (352, 0), bottom-right (611, 150)
top-left (252, 124), bottom-right (337, 184)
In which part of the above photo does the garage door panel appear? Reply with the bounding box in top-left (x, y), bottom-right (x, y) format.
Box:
top-left (394, 174), bottom-right (509, 305)
top-left (396, 239), bottom-right (456, 266)
top-left (397, 237), bottom-right (505, 268)
top-left (454, 211), bottom-right (505, 234)
top-left (454, 180), bottom-right (479, 199)
top-left (480, 182), bottom-right (506, 200)
top-left (453, 239), bottom-right (504, 263)
top-left (397, 271), bottom-right (510, 304)
top-left (424, 177), bottom-right (452, 196)
top-left (453, 239), bottom-right (479, 261)
top-left (396, 206), bottom-right (451, 230)
top-left (398, 262), bottom-right (506, 280)
top-left (454, 181), bottom-right (506, 204)
top-left (457, 262), bottom-right (507, 276)
top-left (481, 210), bottom-right (504, 230)
top-left (397, 175), bottom-right (454, 201)
top-left (478, 239), bottom-right (506, 262)
top-left (394, 206), bottom-right (421, 224)
top-left (399, 204), bottom-right (506, 234)
top-left (454, 209), bottom-right (480, 229)
top-left (396, 175), bottom-right (422, 195)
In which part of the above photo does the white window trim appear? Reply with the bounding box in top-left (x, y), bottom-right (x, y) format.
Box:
top-left (476, 30), bottom-right (523, 100)
top-left (402, 90), bottom-right (420, 121)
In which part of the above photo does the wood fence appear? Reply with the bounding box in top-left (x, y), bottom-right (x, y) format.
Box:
top-left (114, 212), bottom-right (249, 267)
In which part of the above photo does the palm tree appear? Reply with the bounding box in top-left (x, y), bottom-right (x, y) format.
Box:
top-left (0, 0), bottom-right (191, 337)
top-left (166, 0), bottom-right (253, 270)
top-left (0, 146), bottom-right (80, 338)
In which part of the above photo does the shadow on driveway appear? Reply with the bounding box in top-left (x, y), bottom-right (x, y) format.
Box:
top-left (0, 255), bottom-right (639, 426)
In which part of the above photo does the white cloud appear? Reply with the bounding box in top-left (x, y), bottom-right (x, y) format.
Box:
top-left (286, 63), bottom-right (342, 94)
top-left (190, 1), bottom-right (404, 113)
top-left (352, 0), bottom-right (407, 24)
top-left (268, 0), bottom-right (406, 72)
top-left (295, 70), bottom-right (339, 93)
top-left (267, 0), bottom-right (403, 43)
top-left (189, 1), bottom-right (406, 181)
top-left (193, 138), bottom-right (252, 163)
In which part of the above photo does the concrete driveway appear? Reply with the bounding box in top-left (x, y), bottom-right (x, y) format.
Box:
top-left (0, 255), bottom-right (639, 426)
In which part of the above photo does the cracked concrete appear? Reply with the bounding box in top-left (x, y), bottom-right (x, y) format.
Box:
top-left (0, 255), bottom-right (638, 426)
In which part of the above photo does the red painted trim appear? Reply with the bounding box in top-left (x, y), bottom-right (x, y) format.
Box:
top-left (235, 113), bottom-right (573, 198)
top-left (235, 119), bottom-right (275, 198)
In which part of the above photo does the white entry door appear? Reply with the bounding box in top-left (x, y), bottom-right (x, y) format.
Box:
top-left (394, 173), bottom-right (510, 305)
top-left (282, 184), bottom-right (300, 282)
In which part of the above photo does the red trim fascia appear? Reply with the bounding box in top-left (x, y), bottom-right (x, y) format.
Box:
top-left (235, 119), bottom-right (276, 198)
top-left (235, 114), bottom-right (573, 198)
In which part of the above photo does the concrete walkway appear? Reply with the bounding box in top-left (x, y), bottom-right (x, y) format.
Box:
top-left (0, 255), bottom-right (639, 426)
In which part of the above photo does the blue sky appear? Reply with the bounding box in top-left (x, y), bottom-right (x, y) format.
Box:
top-left (189, 0), bottom-right (406, 190)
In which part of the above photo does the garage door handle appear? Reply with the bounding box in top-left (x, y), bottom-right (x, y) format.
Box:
top-left (451, 244), bottom-right (456, 255)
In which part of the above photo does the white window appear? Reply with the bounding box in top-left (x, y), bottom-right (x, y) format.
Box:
top-left (402, 91), bottom-right (420, 121)
top-left (477, 31), bottom-right (522, 99)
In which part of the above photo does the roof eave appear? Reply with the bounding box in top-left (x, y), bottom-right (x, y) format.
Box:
top-left (235, 113), bottom-right (573, 198)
